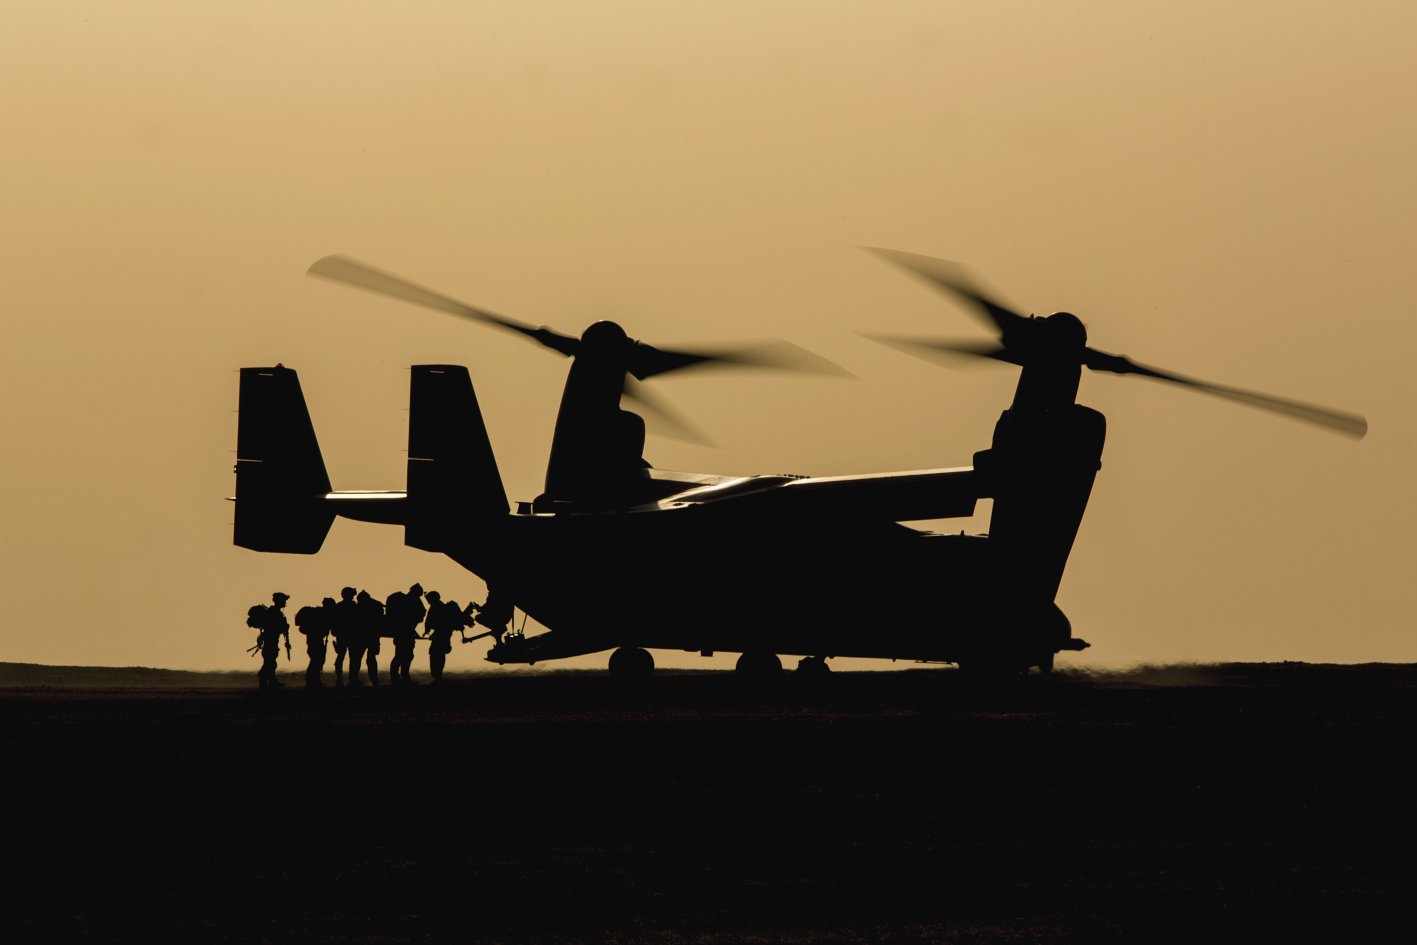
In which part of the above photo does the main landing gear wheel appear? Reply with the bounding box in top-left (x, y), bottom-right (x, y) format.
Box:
top-left (608, 646), bottom-right (654, 680)
top-left (796, 656), bottom-right (831, 677)
top-left (735, 651), bottom-right (782, 677)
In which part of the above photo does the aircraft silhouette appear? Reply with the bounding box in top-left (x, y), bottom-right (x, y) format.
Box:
top-left (232, 251), bottom-right (1366, 677)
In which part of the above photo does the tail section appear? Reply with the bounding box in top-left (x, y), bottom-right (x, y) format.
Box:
top-left (234, 366), bottom-right (336, 553)
top-left (405, 365), bottom-right (507, 553)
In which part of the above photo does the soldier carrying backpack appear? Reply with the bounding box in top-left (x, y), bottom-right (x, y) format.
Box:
top-left (295, 597), bottom-right (336, 688)
top-left (248, 592), bottom-right (291, 689)
top-left (384, 583), bottom-right (427, 687)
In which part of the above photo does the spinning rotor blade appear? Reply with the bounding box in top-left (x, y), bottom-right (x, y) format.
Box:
top-left (859, 333), bottom-right (1018, 367)
top-left (627, 339), bottom-right (850, 381)
top-left (307, 255), bottom-right (580, 357)
top-left (622, 341), bottom-right (847, 444)
top-left (865, 249), bottom-right (1368, 439)
top-left (309, 256), bottom-right (847, 382)
top-left (623, 377), bottom-right (717, 446)
top-left (1082, 349), bottom-right (1369, 438)
top-left (863, 247), bottom-right (1031, 340)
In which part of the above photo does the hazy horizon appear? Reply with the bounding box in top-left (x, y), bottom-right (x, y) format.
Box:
top-left (2, 2), bottom-right (1413, 672)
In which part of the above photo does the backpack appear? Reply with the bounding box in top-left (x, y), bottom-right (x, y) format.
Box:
top-left (387, 591), bottom-right (420, 626)
top-left (246, 604), bottom-right (268, 629)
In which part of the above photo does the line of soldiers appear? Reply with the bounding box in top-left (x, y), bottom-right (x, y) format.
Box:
top-left (245, 585), bottom-right (485, 689)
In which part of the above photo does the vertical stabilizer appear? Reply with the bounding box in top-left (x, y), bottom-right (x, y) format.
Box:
top-left (405, 365), bottom-right (507, 553)
top-left (234, 366), bottom-right (336, 553)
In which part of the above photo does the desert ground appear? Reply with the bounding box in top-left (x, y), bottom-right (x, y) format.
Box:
top-left (2, 662), bottom-right (1414, 943)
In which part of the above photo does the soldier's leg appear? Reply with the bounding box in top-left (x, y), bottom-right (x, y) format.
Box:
top-left (266, 646), bottom-right (284, 687)
top-left (367, 649), bottom-right (379, 687)
top-left (430, 649), bottom-right (445, 683)
top-left (259, 650), bottom-right (277, 688)
top-left (333, 642), bottom-right (346, 686)
top-left (347, 644), bottom-right (365, 685)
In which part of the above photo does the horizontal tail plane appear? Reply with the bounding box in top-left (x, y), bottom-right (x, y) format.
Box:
top-left (233, 364), bottom-right (508, 558)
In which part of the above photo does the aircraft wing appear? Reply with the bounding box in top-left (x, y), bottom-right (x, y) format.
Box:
top-left (665, 466), bottom-right (982, 522)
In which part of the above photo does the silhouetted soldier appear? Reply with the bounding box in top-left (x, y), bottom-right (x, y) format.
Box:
top-left (295, 597), bottom-right (336, 688)
top-left (251, 592), bottom-right (291, 689)
top-left (331, 586), bottom-right (358, 687)
top-left (475, 587), bottom-right (514, 644)
top-left (385, 583), bottom-right (427, 687)
top-left (356, 589), bottom-right (385, 686)
top-left (423, 591), bottom-right (470, 684)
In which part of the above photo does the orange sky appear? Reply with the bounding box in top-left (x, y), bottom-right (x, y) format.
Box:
top-left (1, 2), bottom-right (1412, 670)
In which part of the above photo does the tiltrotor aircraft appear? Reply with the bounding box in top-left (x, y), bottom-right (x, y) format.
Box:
top-left (232, 250), bottom-right (1366, 677)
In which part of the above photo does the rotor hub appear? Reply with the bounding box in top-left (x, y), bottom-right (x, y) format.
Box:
top-left (581, 320), bottom-right (630, 351)
top-left (1044, 312), bottom-right (1087, 348)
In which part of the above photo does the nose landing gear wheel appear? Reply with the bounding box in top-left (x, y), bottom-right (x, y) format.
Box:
top-left (608, 646), bottom-right (654, 680)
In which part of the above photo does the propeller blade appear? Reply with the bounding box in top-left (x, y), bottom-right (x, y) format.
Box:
top-left (859, 333), bottom-right (1020, 368)
top-left (1083, 348), bottom-right (1368, 439)
top-left (307, 255), bottom-right (580, 357)
top-left (627, 340), bottom-right (851, 380)
top-left (863, 247), bottom-right (1031, 339)
top-left (622, 377), bottom-right (717, 446)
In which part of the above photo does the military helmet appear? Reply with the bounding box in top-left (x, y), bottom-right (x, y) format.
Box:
top-left (272, 592), bottom-right (290, 603)
top-left (341, 586), bottom-right (356, 599)
top-left (410, 582), bottom-right (425, 596)
top-left (426, 590), bottom-right (441, 602)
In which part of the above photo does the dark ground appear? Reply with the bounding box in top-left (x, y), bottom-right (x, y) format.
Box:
top-left (2, 663), bottom-right (1414, 943)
